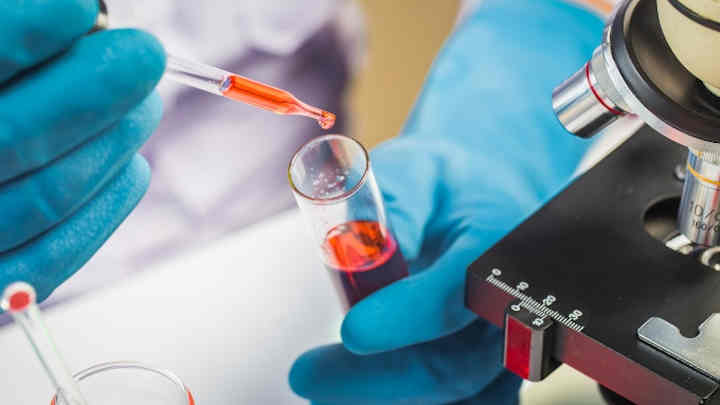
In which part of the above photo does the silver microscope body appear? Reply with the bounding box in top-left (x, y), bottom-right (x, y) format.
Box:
top-left (553, 0), bottom-right (720, 246)
top-left (466, 2), bottom-right (720, 404)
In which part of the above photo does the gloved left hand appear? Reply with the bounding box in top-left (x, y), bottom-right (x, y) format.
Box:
top-left (0, 0), bottom-right (165, 301)
top-left (288, 1), bottom-right (603, 403)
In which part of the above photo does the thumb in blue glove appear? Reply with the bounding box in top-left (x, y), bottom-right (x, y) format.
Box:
top-left (0, 0), bottom-right (166, 301)
top-left (290, 0), bottom-right (603, 403)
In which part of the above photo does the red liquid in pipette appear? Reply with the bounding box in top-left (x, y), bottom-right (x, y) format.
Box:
top-left (322, 220), bottom-right (408, 309)
top-left (222, 75), bottom-right (336, 130)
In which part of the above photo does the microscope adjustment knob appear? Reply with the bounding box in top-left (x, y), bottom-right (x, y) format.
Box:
top-left (503, 302), bottom-right (560, 382)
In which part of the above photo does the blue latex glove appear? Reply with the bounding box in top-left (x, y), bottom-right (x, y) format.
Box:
top-left (0, 0), bottom-right (165, 301)
top-left (289, 1), bottom-right (603, 404)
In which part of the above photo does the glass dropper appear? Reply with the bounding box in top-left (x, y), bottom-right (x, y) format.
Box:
top-left (165, 56), bottom-right (337, 130)
top-left (1, 282), bottom-right (89, 405)
top-left (94, 0), bottom-right (336, 130)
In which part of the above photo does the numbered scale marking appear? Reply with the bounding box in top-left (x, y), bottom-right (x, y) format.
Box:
top-left (487, 268), bottom-right (585, 332)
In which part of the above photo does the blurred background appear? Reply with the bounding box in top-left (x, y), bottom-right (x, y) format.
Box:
top-left (350, 0), bottom-right (460, 147)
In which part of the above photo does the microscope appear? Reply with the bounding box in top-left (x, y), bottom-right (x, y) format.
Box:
top-left (465, 0), bottom-right (720, 403)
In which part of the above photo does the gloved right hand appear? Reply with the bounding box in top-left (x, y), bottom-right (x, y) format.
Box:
top-left (289, 0), bottom-right (603, 403)
top-left (0, 0), bottom-right (165, 301)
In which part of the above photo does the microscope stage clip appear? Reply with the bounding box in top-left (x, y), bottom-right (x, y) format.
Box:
top-left (638, 314), bottom-right (720, 381)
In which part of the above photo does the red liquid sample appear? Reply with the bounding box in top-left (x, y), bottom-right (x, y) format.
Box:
top-left (322, 220), bottom-right (409, 309)
top-left (221, 75), bottom-right (336, 130)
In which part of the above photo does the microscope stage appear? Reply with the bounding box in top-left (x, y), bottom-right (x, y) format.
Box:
top-left (467, 127), bottom-right (720, 404)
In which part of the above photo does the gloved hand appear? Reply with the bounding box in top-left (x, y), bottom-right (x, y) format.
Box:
top-left (289, 1), bottom-right (603, 403)
top-left (0, 0), bottom-right (165, 301)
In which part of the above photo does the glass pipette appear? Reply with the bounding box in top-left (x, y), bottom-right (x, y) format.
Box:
top-left (92, 0), bottom-right (336, 130)
top-left (1, 282), bottom-right (88, 405)
top-left (164, 55), bottom-right (337, 130)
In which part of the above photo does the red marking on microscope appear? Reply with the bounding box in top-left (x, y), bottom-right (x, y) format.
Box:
top-left (586, 63), bottom-right (624, 116)
top-left (505, 316), bottom-right (532, 380)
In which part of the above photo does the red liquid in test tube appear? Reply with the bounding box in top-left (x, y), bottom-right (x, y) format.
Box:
top-left (289, 135), bottom-right (409, 311)
top-left (322, 220), bottom-right (409, 308)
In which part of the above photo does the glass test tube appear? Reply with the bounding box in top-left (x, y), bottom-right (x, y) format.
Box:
top-left (289, 134), bottom-right (409, 310)
top-left (51, 362), bottom-right (194, 405)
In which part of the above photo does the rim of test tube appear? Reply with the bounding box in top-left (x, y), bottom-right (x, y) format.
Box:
top-left (1, 282), bottom-right (36, 313)
top-left (288, 134), bottom-right (370, 205)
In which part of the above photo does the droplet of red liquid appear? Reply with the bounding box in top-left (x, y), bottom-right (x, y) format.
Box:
top-left (318, 111), bottom-right (336, 130)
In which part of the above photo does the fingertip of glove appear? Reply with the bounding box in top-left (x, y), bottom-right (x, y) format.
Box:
top-left (288, 359), bottom-right (311, 397)
top-left (78, 29), bottom-right (166, 96)
top-left (340, 315), bottom-right (376, 355)
top-left (104, 154), bottom-right (150, 220)
top-left (340, 262), bottom-right (478, 355)
top-left (128, 154), bottom-right (151, 193)
top-left (133, 152), bottom-right (151, 171)
top-left (339, 272), bottom-right (445, 355)
top-left (340, 274), bottom-right (433, 355)
top-left (124, 92), bottom-right (164, 140)
top-left (340, 290), bottom-right (399, 355)
top-left (386, 214), bottom-right (421, 261)
top-left (109, 29), bottom-right (166, 73)
top-left (290, 344), bottom-right (354, 398)
top-left (288, 347), bottom-right (326, 398)
top-left (145, 91), bottom-right (164, 117)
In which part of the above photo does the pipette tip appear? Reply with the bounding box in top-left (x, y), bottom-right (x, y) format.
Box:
top-left (1, 282), bottom-right (36, 313)
top-left (319, 111), bottom-right (337, 130)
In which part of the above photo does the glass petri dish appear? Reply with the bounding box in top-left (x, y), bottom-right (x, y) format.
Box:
top-left (51, 361), bottom-right (194, 405)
